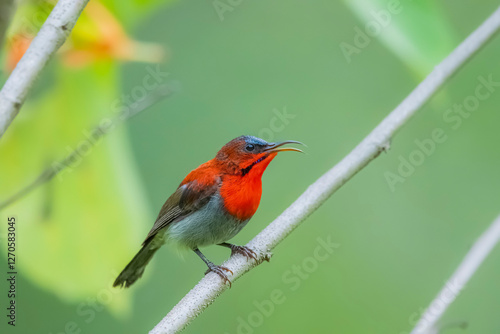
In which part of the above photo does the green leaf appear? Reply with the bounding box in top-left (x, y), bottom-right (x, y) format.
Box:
top-left (0, 62), bottom-right (151, 315)
top-left (344, 0), bottom-right (459, 76)
top-left (100, 0), bottom-right (178, 27)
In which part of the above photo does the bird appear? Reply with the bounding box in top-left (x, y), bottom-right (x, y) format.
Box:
top-left (113, 135), bottom-right (303, 288)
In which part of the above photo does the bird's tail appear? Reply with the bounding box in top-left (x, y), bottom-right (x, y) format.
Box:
top-left (113, 237), bottom-right (161, 288)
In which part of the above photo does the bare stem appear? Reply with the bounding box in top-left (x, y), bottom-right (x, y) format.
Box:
top-left (150, 6), bottom-right (500, 334)
top-left (410, 214), bottom-right (500, 334)
top-left (0, 0), bottom-right (90, 140)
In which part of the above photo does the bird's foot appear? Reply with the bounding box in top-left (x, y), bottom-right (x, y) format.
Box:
top-left (230, 245), bottom-right (258, 261)
top-left (205, 264), bottom-right (233, 287)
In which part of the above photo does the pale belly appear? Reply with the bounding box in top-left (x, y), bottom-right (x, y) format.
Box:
top-left (165, 194), bottom-right (249, 249)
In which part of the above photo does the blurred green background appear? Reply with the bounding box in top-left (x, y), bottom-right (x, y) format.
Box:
top-left (1, 0), bottom-right (500, 333)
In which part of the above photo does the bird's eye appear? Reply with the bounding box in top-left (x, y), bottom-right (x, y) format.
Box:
top-left (245, 144), bottom-right (255, 152)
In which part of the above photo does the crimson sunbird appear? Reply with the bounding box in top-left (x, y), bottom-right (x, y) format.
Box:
top-left (113, 135), bottom-right (303, 287)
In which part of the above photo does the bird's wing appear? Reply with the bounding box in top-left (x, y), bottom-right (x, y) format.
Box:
top-left (142, 179), bottom-right (220, 245)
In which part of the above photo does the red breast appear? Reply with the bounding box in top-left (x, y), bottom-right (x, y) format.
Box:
top-left (219, 152), bottom-right (277, 221)
top-left (180, 152), bottom-right (277, 222)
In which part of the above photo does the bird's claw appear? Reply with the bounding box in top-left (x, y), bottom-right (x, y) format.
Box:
top-left (205, 265), bottom-right (233, 287)
top-left (230, 245), bottom-right (258, 261)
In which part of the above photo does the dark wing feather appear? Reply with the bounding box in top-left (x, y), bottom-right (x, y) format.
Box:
top-left (142, 180), bottom-right (219, 245)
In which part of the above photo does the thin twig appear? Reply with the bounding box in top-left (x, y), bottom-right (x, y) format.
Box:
top-left (0, 84), bottom-right (175, 210)
top-left (410, 214), bottom-right (500, 334)
top-left (150, 6), bottom-right (500, 334)
top-left (0, 0), bottom-right (90, 139)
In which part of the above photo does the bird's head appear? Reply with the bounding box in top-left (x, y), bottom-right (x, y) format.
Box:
top-left (216, 135), bottom-right (304, 177)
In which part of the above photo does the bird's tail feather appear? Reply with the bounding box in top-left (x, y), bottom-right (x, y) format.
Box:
top-left (113, 237), bottom-right (160, 288)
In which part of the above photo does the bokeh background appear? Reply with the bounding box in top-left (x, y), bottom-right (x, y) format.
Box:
top-left (1, 0), bottom-right (500, 333)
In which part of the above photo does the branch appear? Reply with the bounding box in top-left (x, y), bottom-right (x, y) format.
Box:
top-left (0, 0), bottom-right (15, 51)
top-left (0, 83), bottom-right (176, 210)
top-left (410, 214), bottom-right (500, 334)
top-left (150, 6), bottom-right (500, 334)
top-left (0, 0), bottom-right (90, 140)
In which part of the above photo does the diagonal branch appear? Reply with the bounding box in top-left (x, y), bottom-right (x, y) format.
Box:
top-left (410, 214), bottom-right (500, 334)
top-left (0, 0), bottom-right (90, 140)
top-left (150, 6), bottom-right (500, 334)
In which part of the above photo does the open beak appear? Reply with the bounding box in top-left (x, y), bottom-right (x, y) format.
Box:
top-left (264, 140), bottom-right (305, 153)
